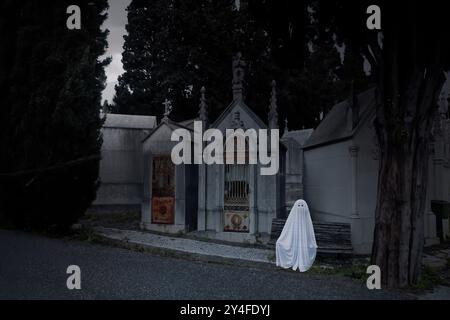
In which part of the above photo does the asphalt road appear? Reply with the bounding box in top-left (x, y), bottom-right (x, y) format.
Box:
top-left (0, 229), bottom-right (411, 300)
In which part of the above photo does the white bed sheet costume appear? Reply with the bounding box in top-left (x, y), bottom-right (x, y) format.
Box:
top-left (276, 199), bottom-right (318, 272)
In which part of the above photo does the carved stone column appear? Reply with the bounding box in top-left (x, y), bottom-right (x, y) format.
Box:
top-left (197, 162), bottom-right (207, 231)
top-left (349, 145), bottom-right (360, 219)
top-left (197, 87), bottom-right (208, 231)
top-left (349, 145), bottom-right (362, 252)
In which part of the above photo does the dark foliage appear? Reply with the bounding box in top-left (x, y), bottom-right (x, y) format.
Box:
top-left (113, 0), bottom-right (370, 128)
top-left (0, 0), bottom-right (110, 231)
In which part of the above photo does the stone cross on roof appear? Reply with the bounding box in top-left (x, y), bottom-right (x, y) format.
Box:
top-left (284, 118), bottom-right (289, 133)
top-left (162, 98), bottom-right (172, 123)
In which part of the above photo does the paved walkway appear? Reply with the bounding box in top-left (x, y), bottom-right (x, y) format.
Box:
top-left (94, 227), bottom-right (275, 264)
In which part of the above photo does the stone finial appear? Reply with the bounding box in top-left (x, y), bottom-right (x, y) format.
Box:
top-left (198, 86), bottom-right (208, 126)
top-left (284, 118), bottom-right (289, 134)
top-left (162, 98), bottom-right (172, 123)
top-left (268, 80), bottom-right (279, 129)
top-left (232, 52), bottom-right (246, 101)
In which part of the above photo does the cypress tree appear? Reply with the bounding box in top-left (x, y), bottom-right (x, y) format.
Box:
top-left (0, 0), bottom-right (110, 231)
top-left (114, 0), bottom-right (274, 122)
top-left (113, 0), bottom-right (369, 128)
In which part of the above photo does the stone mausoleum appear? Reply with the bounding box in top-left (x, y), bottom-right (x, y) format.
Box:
top-left (91, 113), bottom-right (156, 214)
top-left (302, 87), bottom-right (448, 253)
top-left (91, 53), bottom-right (447, 254)
top-left (139, 53), bottom-right (288, 243)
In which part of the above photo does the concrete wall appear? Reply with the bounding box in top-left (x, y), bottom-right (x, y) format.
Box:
top-left (91, 114), bottom-right (156, 214)
top-left (283, 139), bottom-right (305, 213)
top-left (203, 164), bottom-right (223, 232)
top-left (304, 140), bottom-right (353, 223)
top-left (303, 122), bottom-right (380, 253)
top-left (257, 169), bottom-right (280, 234)
top-left (429, 119), bottom-right (450, 240)
top-left (351, 121), bottom-right (379, 253)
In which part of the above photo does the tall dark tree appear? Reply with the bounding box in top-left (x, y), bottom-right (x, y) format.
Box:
top-left (319, 0), bottom-right (450, 287)
top-left (114, 0), bottom-right (275, 122)
top-left (0, 1), bottom-right (110, 231)
top-left (114, 0), bottom-right (368, 129)
top-left (289, 0), bottom-right (373, 128)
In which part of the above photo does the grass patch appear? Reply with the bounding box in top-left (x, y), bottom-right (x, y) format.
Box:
top-left (308, 261), bottom-right (369, 281)
top-left (71, 226), bottom-right (105, 244)
top-left (267, 253), bottom-right (275, 263)
top-left (82, 212), bottom-right (140, 225)
top-left (408, 267), bottom-right (443, 293)
top-left (338, 264), bottom-right (369, 281)
top-left (308, 265), bottom-right (339, 275)
top-left (311, 262), bottom-right (445, 293)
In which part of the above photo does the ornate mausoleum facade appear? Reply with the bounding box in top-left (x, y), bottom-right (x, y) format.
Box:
top-left (139, 53), bottom-right (287, 243)
top-left (92, 54), bottom-right (448, 252)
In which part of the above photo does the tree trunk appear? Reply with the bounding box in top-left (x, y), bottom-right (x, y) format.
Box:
top-left (371, 135), bottom-right (428, 287)
top-left (371, 28), bottom-right (443, 287)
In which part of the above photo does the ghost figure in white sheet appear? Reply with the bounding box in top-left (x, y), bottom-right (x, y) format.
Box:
top-left (276, 199), bottom-right (317, 272)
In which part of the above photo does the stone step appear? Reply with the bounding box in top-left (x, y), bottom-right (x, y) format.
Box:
top-left (268, 218), bottom-right (353, 256)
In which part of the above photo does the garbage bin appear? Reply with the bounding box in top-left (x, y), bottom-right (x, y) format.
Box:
top-left (431, 200), bottom-right (450, 241)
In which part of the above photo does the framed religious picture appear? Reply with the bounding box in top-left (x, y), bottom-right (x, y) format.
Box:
top-left (152, 197), bottom-right (175, 224)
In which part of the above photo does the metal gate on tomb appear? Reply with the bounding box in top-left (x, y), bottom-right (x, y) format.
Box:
top-left (224, 163), bottom-right (250, 233)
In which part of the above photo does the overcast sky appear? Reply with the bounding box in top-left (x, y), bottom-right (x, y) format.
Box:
top-left (102, 0), bottom-right (131, 103)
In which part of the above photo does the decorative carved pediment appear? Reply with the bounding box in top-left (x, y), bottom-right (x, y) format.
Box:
top-left (229, 111), bottom-right (246, 129)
